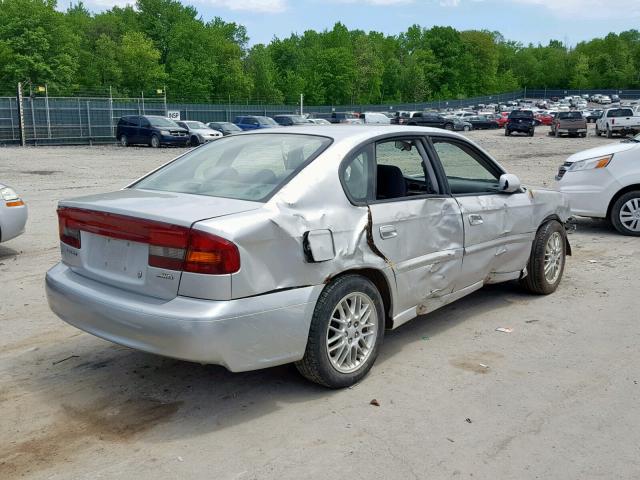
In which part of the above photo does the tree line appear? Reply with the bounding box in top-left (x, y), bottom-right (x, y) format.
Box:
top-left (1, 0), bottom-right (640, 104)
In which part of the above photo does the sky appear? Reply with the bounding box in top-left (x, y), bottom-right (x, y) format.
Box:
top-left (76, 0), bottom-right (640, 46)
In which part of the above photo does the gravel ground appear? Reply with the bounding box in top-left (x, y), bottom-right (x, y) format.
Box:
top-left (1, 127), bottom-right (639, 480)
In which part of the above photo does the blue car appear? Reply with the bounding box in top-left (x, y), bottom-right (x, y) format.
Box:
top-left (233, 115), bottom-right (280, 131)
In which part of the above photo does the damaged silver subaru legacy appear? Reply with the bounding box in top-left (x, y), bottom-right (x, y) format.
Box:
top-left (46, 126), bottom-right (571, 388)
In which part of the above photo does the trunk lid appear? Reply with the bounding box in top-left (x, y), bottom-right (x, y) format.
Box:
top-left (58, 189), bottom-right (260, 299)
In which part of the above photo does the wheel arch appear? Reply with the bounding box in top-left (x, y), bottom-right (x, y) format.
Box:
top-left (325, 268), bottom-right (394, 329)
top-left (538, 214), bottom-right (572, 256)
top-left (606, 184), bottom-right (640, 220)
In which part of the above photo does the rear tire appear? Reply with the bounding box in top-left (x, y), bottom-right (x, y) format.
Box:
top-left (520, 220), bottom-right (566, 295)
top-left (463, 125), bottom-right (471, 132)
top-left (610, 190), bottom-right (640, 236)
top-left (606, 127), bottom-right (613, 138)
top-left (295, 275), bottom-right (385, 388)
top-left (595, 126), bottom-right (601, 136)
top-left (150, 135), bottom-right (160, 148)
top-left (505, 129), bottom-right (510, 136)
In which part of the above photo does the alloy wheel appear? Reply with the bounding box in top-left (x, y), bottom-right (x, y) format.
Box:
top-left (326, 292), bottom-right (378, 373)
top-left (544, 231), bottom-right (564, 284)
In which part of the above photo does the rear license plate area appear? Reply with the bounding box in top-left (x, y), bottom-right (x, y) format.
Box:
top-left (86, 234), bottom-right (148, 281)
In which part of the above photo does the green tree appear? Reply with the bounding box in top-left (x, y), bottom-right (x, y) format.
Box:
top-left (119, 31), bottom-right (166, 95)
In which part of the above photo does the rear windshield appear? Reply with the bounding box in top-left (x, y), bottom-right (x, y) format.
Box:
top-left (558, 112), bottom-right (583, 119)
top-left (509, 110), bottom-right (533, 119)
top-left (132, 134), bottom-right (332, 202)
top-left (607, 108), bottom-right (634, 117)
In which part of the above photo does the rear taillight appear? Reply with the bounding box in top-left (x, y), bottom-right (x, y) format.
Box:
top-left (58, 210), bottom-right (82, 248)
top-left (56, 207), bottom-right (240, 275)
top-left (184, 230), bottom-right (240, 274)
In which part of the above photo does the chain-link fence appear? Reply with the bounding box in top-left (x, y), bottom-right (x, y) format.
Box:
top-left (7, 87), bottom-right (621, 146)
top-left (524, 88), bottom-right (640, 99)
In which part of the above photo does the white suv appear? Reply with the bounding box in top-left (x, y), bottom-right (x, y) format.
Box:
top-left (556, 135), bottom-right (640, 235)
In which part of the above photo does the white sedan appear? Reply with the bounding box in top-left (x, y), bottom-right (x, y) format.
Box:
top-left (0, 183), bottom-right (28, 243)
top-left (556, 135), bottom-right (640, 235)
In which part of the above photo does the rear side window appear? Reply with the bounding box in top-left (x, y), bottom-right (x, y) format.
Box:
top-left (132, 134), bottom-right (332, 202)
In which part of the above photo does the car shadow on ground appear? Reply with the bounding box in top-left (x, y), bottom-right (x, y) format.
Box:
top-left (10, 279), bottom-right (535, 436)
top-left (0, 244), bottom-right (19, 260)
top-left (570, 216), bottom-right (624, 237)
top-left (1, 277), bottom-right (555, 477)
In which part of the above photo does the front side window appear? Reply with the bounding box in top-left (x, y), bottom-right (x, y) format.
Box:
top-left (432, 139), bottom-right (501, 195)
top-left (133, 134), bottom-right (331, 202)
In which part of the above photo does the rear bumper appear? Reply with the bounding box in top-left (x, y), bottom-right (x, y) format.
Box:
top-left (557, 127), bottom-right (587, 133)
top-left (46, 263), bottom-right (323, 371)
top-left (0, 203), bottom-right (28, 243)
top-left (507, 124), bottom-right (533, 132)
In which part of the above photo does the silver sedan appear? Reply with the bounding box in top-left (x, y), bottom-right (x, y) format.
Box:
top-left (46, 126), bottom-right (571, 388)
top-left (0, 183), bottom-right (28, 243)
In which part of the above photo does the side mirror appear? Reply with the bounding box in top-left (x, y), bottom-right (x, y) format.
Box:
top-left (499, 173), bottom-right (521, 193)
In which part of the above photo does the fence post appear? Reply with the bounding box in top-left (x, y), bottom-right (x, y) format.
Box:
top-left (109, 86), bottom-right (114, 138)
top-left (87, 101), bottom-right (92, 146)
top-left (30, 96), bottom-right (37, 143)
top-left (78, 97), bottom-right (83, 137)
top-left (163, 85), bottom-right (167, 116)
top-left (141, 91), bottom-right (145, 114)
top-left (45, 83), bottom-right (52, 139)
top-left (16, 82), bottom-right (26, 146)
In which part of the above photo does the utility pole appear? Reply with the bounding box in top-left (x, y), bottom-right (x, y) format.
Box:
top-left (300, 93), bottom-right (304, 115)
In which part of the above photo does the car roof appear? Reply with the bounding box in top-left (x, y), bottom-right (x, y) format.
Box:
top-left (233, 124), bottom-right (464, 145)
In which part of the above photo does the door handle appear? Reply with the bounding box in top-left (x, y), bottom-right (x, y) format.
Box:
top-left (468, 214), bottom-right (484, 226)
top-left (379, 225), bottom-right (398, 239)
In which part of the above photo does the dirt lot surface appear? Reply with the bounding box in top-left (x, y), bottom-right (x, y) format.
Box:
top-left (1, 127), bottom-right (639, 480)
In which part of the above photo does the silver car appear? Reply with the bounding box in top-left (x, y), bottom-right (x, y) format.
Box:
top-left (46, 126), bottom-right (571, 388)
top-left (175, 120), bottom-right (223, 146)
top-left (1, 183), bottom-right (28, 243)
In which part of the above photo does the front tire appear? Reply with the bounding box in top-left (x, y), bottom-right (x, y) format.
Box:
top-left (189, 135), bottom-right (200, 147)
top-left (520, 220), bottom-right (566, 295)
top-left (610, 190), bottom-right (640, 236)
top-left (463, 125), bottom-right (471, 132)
top-left (119, 134), bottom-right (129, 147)
top-left (606, 127), bottom-right (613, 138)
top-left (444, 123), bottom-right (454, 130)
top-left (296, 275), bottom-right (385, 388)
top-left (150, 134), bottom-right (160, 148)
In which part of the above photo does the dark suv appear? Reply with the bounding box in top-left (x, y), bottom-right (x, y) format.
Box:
top-left (406, 112), bottom-right (455, 130)
top-left (505, 110), bottom-right (535, 137)
top-left (116, 115), bottom-right (188, 147)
